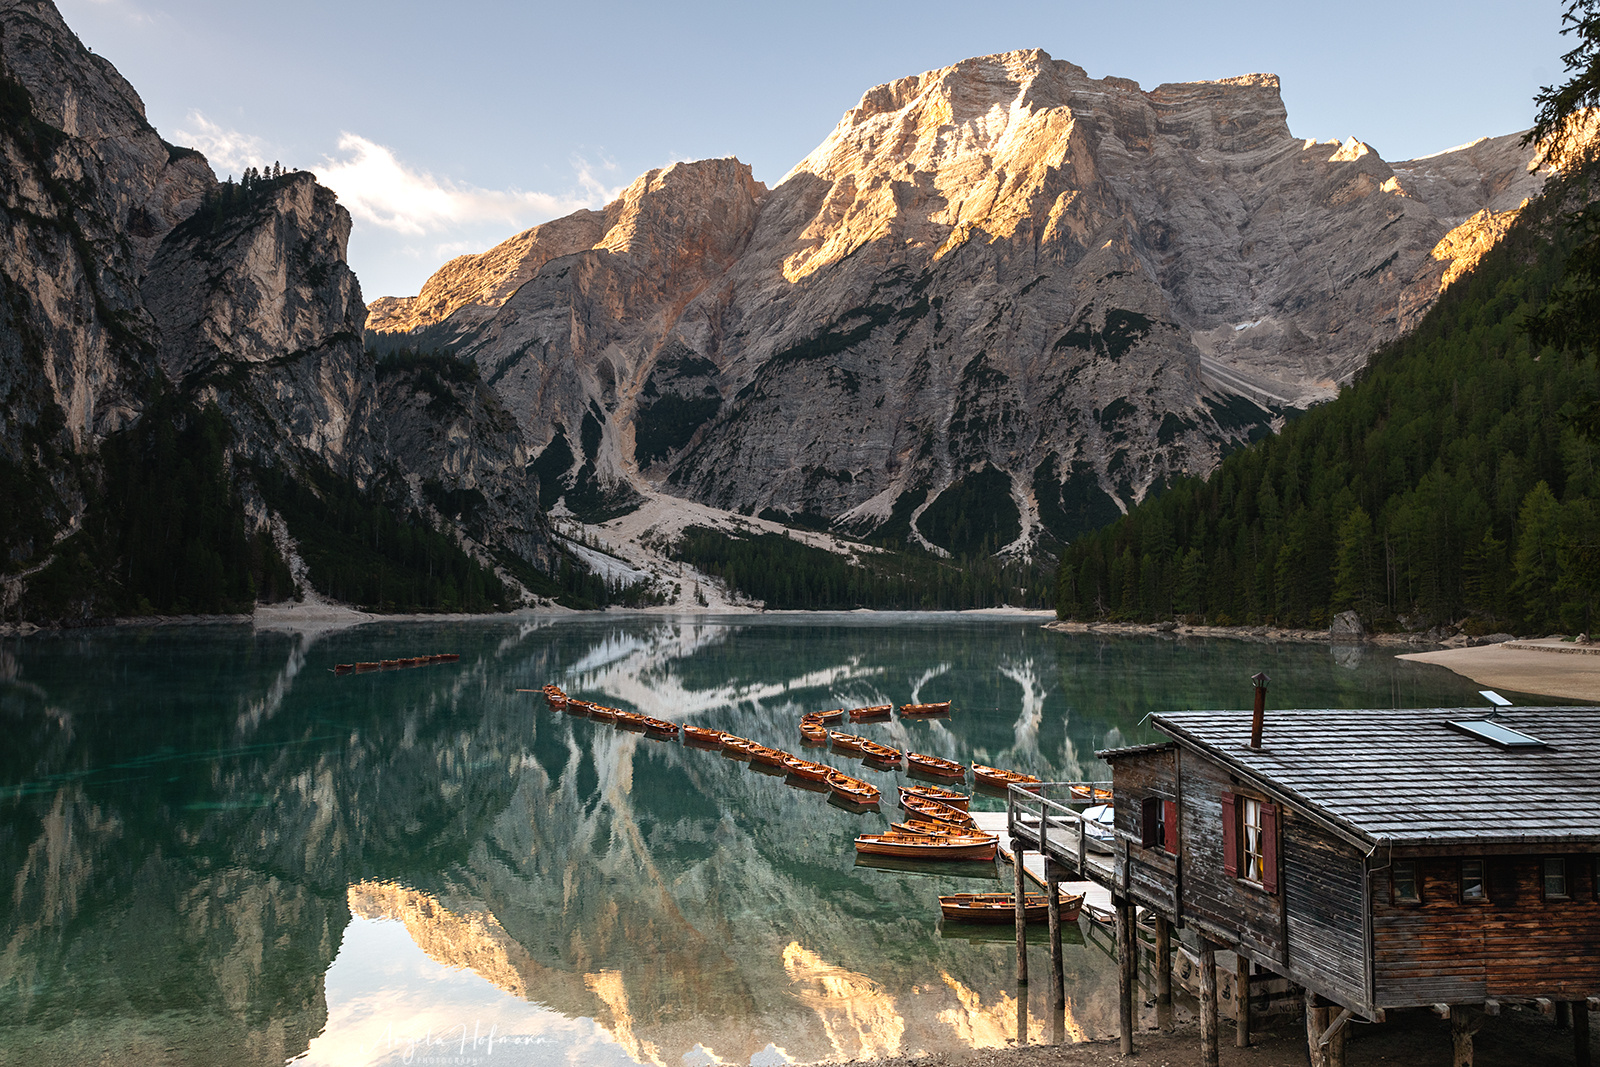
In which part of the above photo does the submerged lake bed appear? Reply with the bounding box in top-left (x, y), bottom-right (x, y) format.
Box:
top-left (0, 614), bottom-right (1525, 1066)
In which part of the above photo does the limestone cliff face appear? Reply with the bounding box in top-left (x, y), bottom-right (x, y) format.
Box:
top-left (374, 353), bottom-right (555, 572)
top-left (379, 157), bottom-right (767, 522)
top-left (0, 0), bottom-right (212, 567)
top-left (142, 173), bottom-right (375, 475)
top-left (0, 0), bottom-right (554, 608)
top-left (141, 173), bottom-right (557, 579)
top-left (373, 50), bottom-right (1547, 552)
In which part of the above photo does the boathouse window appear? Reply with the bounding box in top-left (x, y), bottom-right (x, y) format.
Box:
top-left (1221, 791), bottom-right (1278, 892)
top-left (1241, 798), bottom-right (1265, 881)
top-left (1140, 797), bottom-right (1179, 854)
top-left (1544, 858), bottom-right (1569, 901)
top-left (1460, 859), bottom-right (1487, 902)
top-left (1391, 860), bottom-right (1421, 904)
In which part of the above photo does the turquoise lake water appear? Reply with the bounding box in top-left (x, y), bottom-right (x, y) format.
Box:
top-left (0, 615), bottom-right (1520, 1066)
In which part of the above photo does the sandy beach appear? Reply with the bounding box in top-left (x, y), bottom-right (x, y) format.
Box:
top-left (1397, 640), bottom-right (1600, 703)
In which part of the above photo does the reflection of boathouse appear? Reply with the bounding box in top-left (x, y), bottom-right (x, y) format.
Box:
top-left (1010, 702), bottom-right (1600, 1065)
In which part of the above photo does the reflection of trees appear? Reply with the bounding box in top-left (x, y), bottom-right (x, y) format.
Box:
top-left (2, 618), bottom-right (1324, 1065)
top-left (0, 625), bottom-right (526, 1066)
top-left (1048, 632), bottom-right (1494, 740)
top-left (415, 616), bottom-right (1144, 1064)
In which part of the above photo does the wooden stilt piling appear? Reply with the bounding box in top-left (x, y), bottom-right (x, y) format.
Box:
top-left (1154, 914), bottom-right (1174, 1032)
top-left (1116, 896), bottom-right (1136, 1056)
top-left (1450, 1005), bottom-right (1478, 1067)
top-left (1013, 841), bottom-right (1029, 985)
top-left (1235, 950), bottom-right (1251, 1047)
top-left (1199, 940), bottom-right (1219, 1067)
top-left (1046, 869), bottom-right (1065, 1009)
top-left (1328, 1007), bottom-right (1348, 1067)
top-left (1575, 999), bottom-right (1592, 1067)
top-left (1016, 980), bottom-right (1029, 1047)
top-left (1304, 991), bottom-right (1327, 1067)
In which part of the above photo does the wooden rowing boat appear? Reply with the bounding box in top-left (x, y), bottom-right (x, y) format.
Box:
top-left (334, 663), bottom-right (354, 674)
top-left (847, 704), bottom-right (893, 722)
top-left (588, 704), bottom-right (618, 723)
top-left (720, 734), bottom-right (758, 759)
top-left (799, 720), bottom-right (828, 742)
top-left (906, 752), bottom-right (964, 779)
top-left (860, 740), bottom-right (902, 764)
top-left (748, 743), bottom-right (790, 768)
top-left (891, 819), bottom-right (995, 839)
top-left (641, 717), bottom-right (679, 738)
top-left (808, 709), bottom-right (846, 724)
top-left (855, 832), bottom-right (996, 861)
top-left (971, 763), bottom-right (1041, 789)
top-left (900, 785), bottom-right (970, 811)
top-left (900, 794), bottom-right (976, 827)
top-left (614, 710), bottom-right (647, 730)
top-left (829, 731), bottom-right (870, 754)
top-left (782, 755), bottom-right (833, 781)
top-left (826, 770), bottom-right (881, 804)
top-left (566, 699), bottom-right (595, 717)
top-left (899, 700), bottom-right (952, 717)
top-left (681, 724), bottom-right (722, 745)
top-left (939, 891), bottom-right (1084, 923)
top-left (353, 662), bottom-right (380, 672)
top-left (1070, 784), bottom-right (1114, 803)
top-left (542, 685), bottom-right (568, 710)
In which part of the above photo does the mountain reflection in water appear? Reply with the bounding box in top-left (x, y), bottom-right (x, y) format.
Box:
top-left (0, 615), bottom-right (1509, 1065)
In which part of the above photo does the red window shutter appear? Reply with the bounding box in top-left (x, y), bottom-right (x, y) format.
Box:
top-left (1164, 800), bottom-right (1179, 856)
top-left (1141, 797), bottom-right (1158, 847)
top-left (1261, 800), bottom-right (1280, 894)
top-left (1221, 792), bottom-right (1238, 877)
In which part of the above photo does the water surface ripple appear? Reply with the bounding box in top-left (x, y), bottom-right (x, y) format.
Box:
top-left (0, 615), bottom-right (1510, 1065)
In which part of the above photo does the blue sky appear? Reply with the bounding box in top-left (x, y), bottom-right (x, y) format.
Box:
top-left (58, 0), bottom-right (1568, 301)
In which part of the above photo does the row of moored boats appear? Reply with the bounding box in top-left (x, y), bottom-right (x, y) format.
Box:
top-left (534, 683), bottom-right (1085, 924)
top-left (334, 653), bottom-right (460, 674)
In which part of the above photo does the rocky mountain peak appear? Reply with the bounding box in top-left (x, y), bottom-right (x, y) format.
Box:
top-left (368, 157), bottom-right (764, 347)
top-left (141, 170), bottom-right (371, 470)
top-left (369, 48), bottom-right (1554, 562)
top-left (597, 157), bottom-right (765, 259)
top-left (2, 0), bottom-right (212, 275)
top-left (365, 208), bottom-right (608, 338)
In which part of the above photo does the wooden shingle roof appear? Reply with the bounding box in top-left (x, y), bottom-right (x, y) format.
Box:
top-left (1146, 707), bottom-right (1600, 847)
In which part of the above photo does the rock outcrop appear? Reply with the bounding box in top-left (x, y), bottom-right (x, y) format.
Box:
top-left (0, 0), bottom-right (212, 568)
top-left (0, 0), bottom-right (554, 616)
top-left (373, 50), bottom-right (1548, 555)
top-left (142, 173), bottom-right (376, 475)
top-left (373, 351), bottom-right (552, 574)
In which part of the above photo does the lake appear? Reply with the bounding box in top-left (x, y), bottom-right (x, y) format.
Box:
top-left (0, 614), bottom-right (1516, 1066)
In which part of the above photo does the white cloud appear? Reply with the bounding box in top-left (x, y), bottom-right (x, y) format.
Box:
top-left (169, 115), bottom-right (622, 239)
top-left (317, 133), bottom-right (620, 236)
top-left (172, 112), bottom-right (272, 175)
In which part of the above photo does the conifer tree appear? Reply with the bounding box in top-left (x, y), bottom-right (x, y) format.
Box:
top-left (1527, 0), bottom-right (1600, 436)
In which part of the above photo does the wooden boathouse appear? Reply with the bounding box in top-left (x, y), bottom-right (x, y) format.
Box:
top-left (1007, 702), bottom-right (1600, 1065)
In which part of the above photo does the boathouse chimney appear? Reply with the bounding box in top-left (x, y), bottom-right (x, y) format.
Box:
top-left (1249, 672), bottom-right (1269, 749)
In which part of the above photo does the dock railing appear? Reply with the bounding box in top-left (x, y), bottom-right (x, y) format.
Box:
top-left (1007, 781), bottom-right (1114, 877)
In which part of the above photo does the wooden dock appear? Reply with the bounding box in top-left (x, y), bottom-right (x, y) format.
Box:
top-left (973, 810), bottom-right (1111, 914)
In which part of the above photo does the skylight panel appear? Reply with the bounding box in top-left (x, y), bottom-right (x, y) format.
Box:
top-left (1445, 719), bottom-right (1550, 749)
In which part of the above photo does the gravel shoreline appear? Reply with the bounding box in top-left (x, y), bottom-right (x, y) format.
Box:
top-left (801, 1002), bottom-right (1591, 1066)
top-left (1041, 619), bottom-right (1447, 647)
